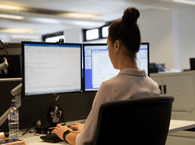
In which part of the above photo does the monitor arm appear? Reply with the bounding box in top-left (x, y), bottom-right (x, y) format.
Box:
top-left (0, 57), bottom-right (8, 74)
top-left (0, 83), bottom-right (22, 126)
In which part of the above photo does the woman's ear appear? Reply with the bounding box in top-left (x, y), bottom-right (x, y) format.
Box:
top-left (114, 40), bottom-right (120, 53)
top-left (114, 40), bottom-right (121, 53)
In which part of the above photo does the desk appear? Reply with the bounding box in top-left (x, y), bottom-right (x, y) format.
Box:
top-left (169, 120), bottom-right (195, 133)
top-left (18, 120), bottom-right (195, 145)
top-left (19, 119), bottom-right (85, 145)
top-left (20, 133), bottom-right (68, 145)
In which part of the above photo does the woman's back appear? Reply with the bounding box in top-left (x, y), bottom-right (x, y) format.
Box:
top-left (104, 68), bottom-right (160, 101)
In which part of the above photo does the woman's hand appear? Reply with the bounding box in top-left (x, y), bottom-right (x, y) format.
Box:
top-left (52, 124), bottom-right (72, 140)
top-left (69, 123), bottom-right (83, 134)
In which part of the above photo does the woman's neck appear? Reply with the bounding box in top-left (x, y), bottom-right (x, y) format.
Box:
top-left (118, 54), bottom-right (139, 71)
top-left (119, 62), bottom-right (139, 70)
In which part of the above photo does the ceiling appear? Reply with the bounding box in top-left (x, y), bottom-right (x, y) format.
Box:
top-left (0, 0), bottom-right (195, 42)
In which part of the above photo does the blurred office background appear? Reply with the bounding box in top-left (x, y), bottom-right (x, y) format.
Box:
top-left (0, 0), bottom-right (195, 71)
top-left (1, 1), bottom-right (195, 143)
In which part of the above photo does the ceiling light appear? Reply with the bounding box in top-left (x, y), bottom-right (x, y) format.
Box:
top-left (12, 35), bottom-right (40, 39)
top-left (0, 4), bottom-right (26, 11)
top-left (174, 0), bottom-right (195, 5)
top-left (30, 18), bottom-right (60, 24)
top-left (0, 14), bottom-right (24, 19)
top-left (0, 28), bottom-right (35, 34)
top-left (59, 13), bottom-right (98, 19)
top-left (72, 20), bottom-right (105, 27)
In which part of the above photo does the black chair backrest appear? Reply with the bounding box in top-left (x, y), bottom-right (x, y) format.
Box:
top-left (94, 96), bottom-right (174, 145)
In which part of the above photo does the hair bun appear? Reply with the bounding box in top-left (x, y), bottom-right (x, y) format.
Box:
top-left (122, 7), bottom-right (140, 25)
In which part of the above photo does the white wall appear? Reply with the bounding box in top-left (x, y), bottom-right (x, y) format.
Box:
top-left (64, 28), bottom-right (82, 43)
top-left (174, 5), bottom-right (195, 70)
top-left (139, 8), bottom-right (174, 71)
top-left (139, 5), bottom-right (195, 71)
top-left (64, 5), bottom-right (195, 71)
top-left (84, 9), bottom-right (175, 71)
top-left (83, 39), bottom-right (107, 44)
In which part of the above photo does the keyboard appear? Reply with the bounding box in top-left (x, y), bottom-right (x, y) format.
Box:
top-left (40, 133), bottom-right (63, 143)
top-left (40, 123), bottom-right (83, 143)
top-left (40, 127), bottom-right (78, 143)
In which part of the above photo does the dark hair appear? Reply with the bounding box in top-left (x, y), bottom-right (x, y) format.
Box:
top-left (108, 7), bottom-right (141, 61)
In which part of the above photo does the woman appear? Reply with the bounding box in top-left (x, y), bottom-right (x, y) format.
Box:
top-left (52, 7), bottom-right (160, 145)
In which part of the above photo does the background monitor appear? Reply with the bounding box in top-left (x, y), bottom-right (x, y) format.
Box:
top-left (0, 55), bottom-right (22, 78)
top-left (22, 41), bottom-right (82, 97)
top-left (0, 42), bottom-right (22, 78)
top-left (83, 43), bottom-right (149, 91)
top-left (190, 58), bottom-right (195, 70)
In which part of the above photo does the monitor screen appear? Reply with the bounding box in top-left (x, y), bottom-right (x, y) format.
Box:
top-left (22, 41), bottom-right (82, 96)
top-left (83, 43), bottom-right (149, 91)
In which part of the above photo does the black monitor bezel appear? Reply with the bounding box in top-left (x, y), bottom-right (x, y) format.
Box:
top-left (22, 41), bottom-right (83, 97)
top-left (83, 42), bottom-right (149, 92)
top-left (140, 42), bottom-right (150, 76)
top-left (83, 43), bottom-right (108, 92)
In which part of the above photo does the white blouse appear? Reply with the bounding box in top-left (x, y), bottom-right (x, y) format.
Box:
top-left (76, 68), bottom-right (160, 145)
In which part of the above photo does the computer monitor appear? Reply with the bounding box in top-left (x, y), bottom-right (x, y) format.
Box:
top-left (0, 42), bottom-right (22, 78)
top-left (190, 58), bottom-right (195, 70)
top-left (83, 43), bottom-right (149, 91)
top-left (0, 55), bottom-right (22, 78)
top-left (22, 41), bottom-right (82, 97)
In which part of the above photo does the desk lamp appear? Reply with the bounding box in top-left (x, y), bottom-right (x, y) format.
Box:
top-left (0, 40), bottom-right (9, 75)
top-left (0, 57), bottom-right (8, 75)
top-left (0, 83), bottom-right (22, 126)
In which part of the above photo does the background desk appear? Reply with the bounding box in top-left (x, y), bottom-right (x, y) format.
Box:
top-left (18, 119), bottom-right (195, 145)
top-left (169, 120), bottom-right (195, 133)
top-left (167, 120), bottom-right (195, 145)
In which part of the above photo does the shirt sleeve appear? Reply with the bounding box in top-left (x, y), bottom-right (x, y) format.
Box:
top-left (76, 82), bottom-right (111, 145)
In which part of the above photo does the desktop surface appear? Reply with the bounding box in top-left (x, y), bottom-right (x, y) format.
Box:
top-left (17, 119), bottom-right (195, 145)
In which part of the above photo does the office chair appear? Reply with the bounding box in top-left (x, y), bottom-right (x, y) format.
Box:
top-left (94, 96), bottom-right (174, 145)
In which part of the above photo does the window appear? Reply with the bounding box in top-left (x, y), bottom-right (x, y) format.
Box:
top-left (86, 29), bottom-right (99, 40)
top-left (82, 20), bottom-right (115, 42)
top-left (45, 35), bottom-right (65, 42)
top-left (42, 31), bottom-right (65, 42)
top-left (102, 26), bottom-right (109, 38)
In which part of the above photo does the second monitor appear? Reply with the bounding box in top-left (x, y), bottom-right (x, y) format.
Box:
top-left (22, 41), bottom-right (82, 97)
top-left (83, 43), bottom-right (149, 91)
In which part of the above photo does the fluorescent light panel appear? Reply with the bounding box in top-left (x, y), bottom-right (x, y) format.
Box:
top-left (72, 20), bottom-right (105, 26)
top-left (0, 14), bottom-right (24, 19)
top-left (0, 28), bottom-right (35, 34)
top-left (59, 12), bottom-right (98, 19)
top-left (12, 35), bottom-right (40, 39)
top-left (30, 17), bottom-right (60, 23)
top-left (174, 0), bottom-right (195, 5)
top-left (0, 4), bottom-right (26, 11)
